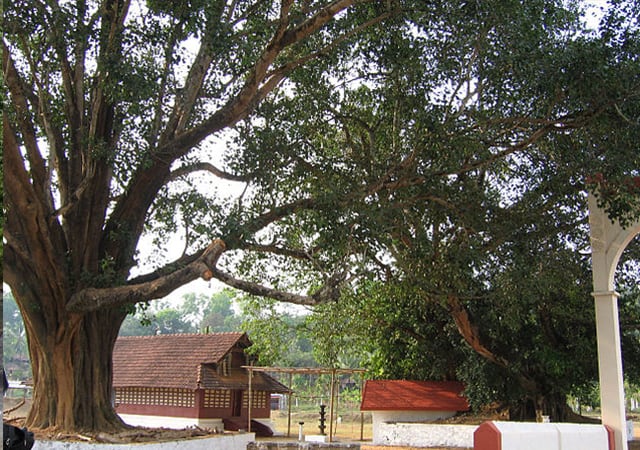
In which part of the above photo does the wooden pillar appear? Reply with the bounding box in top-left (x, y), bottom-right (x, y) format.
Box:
top-left (329, 369), bottom-right (336, 442)
top-left (360, 374), bottom-right (365, 441)
top-left (247, 367), bottom-right (253, 433)
top-left (287, 372), bottom-right (293, 437)
top-left (194, 388), bottom-right (204, 418)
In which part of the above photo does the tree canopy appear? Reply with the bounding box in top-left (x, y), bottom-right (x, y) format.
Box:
top-left (215, 0), bottom-right (639, 418)
top-left (3, 0), bottom-right (639, 432)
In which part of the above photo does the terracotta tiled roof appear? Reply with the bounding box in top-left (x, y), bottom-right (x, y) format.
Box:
top-left (198, 366), bottom-right (289, 393)
top-left (113, 333), bottom-right (249, 390)
top-left (360, 380), bottom-right (470, 412)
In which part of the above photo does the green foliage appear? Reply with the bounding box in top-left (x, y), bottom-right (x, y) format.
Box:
top-left (303, 238), bottom-right (640, 414)
top-left (119, 290), bottom-right (245, 336)
top-left (118, 300), bottom-right (195, 336)
top-left (214, 0), bottom-right (639, 417)
top-left (303, 296), bottom-right (374, 369)
top-left (237, 295), bottom-right (313, 366)
top-left (588, 174), bottom-right (640, 228)
top-left (0, 66), bottom-right (4, 273)
top-left (618, 240), bottom-right (640, 387)
top-left (3, 292), bottom-right (32, 380)
top-left (183, 290), bottom-right (244, 332)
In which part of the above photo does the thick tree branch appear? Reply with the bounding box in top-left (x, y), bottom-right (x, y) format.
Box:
top-left (155, 0), bottom-right (294, 153)
top-left (159, 13), bottom-right (219, 142)
top-left (66, 239), bottom-right (226, 313)
top-left (4, 111), bottom-right (70, 305)
top-left (242, 197), bottom-right (317, 236)
top-left (242, 242), bottom-right (320, 261)
top-left (49, 3), bottom-right (86, 171)
top-left (148, 21), bottom-right (182, 149)
top-left (167, 162), bottom-right (249, 183)
top-left (253, 9), bottom-right (394, 110)
top-left (2, 41), bottom-right (50, 209)
top-left (163, 0), bottom-right (380, 156)
top-left (210, 267), bottom-right (344, 306)
top-left (280, 0), bottom-right (361, 48)
top-left (126, 250), bottom-right (203, 285)
top-left (447, 294), bottom-right (508, 368)
top-left (447, 294), bottom-right (538, 392)
top-left (105, 0), bottom-right (384, 271)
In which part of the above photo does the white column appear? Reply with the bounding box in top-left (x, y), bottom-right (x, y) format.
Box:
top-left (588, 193), bottom-right (640, 450)
top-left (592, 290), bottom-right (628, 450)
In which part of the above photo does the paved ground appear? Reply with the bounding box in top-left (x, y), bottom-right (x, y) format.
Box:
top-left (363, 447), bottom-right (468, 450)
top-left (5, 397), bottom-right (640, 449)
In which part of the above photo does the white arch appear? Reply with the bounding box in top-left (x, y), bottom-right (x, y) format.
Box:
top-left (589, 195), bottom-right (640, 291)
top-left (588, 194), bottom-right (640, 450)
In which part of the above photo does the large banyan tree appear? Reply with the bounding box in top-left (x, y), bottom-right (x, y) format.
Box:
top-left (3, 0), bottom-right (639, 432)
top-left (3, 0), bottom-right (395, 431)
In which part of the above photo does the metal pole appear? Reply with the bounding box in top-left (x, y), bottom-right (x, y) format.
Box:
top-left (248, 367), bottom-right (253, 433)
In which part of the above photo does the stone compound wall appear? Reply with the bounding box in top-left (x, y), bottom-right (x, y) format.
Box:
top-left (248, 442), bottom-right (360, 450)
top-left (374, 422), bottom-right (477, 448)
top-left (370, 410), bottom-right (458, 445)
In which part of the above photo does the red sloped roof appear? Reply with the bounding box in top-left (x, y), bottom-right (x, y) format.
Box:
top-left (113, 332), bottom-right (249, 389)
top-left (198, 366), bottom-right (290, 393)
top-left (360, 380), bottom-right (470, 412)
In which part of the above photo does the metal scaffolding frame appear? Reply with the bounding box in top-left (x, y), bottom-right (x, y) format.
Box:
top-left (242, 366), bottom-right (367, 441)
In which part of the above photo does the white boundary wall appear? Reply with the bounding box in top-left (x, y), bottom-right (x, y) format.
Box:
top-left (371, 410), bottom-right (457, 445)
top-left (474, 421), bottom-right (614, 450)
top-left (32, 432), bottom-right (254, 450)
top-left (118, 414), bottom-right (223, 431)
top-left (118, 414), bottom-right (277, 435)
top-left (374, 422), bottom-right (477, 448)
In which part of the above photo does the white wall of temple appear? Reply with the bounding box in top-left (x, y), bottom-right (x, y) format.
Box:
top-left (118, 413), bottom-right (224, 432)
